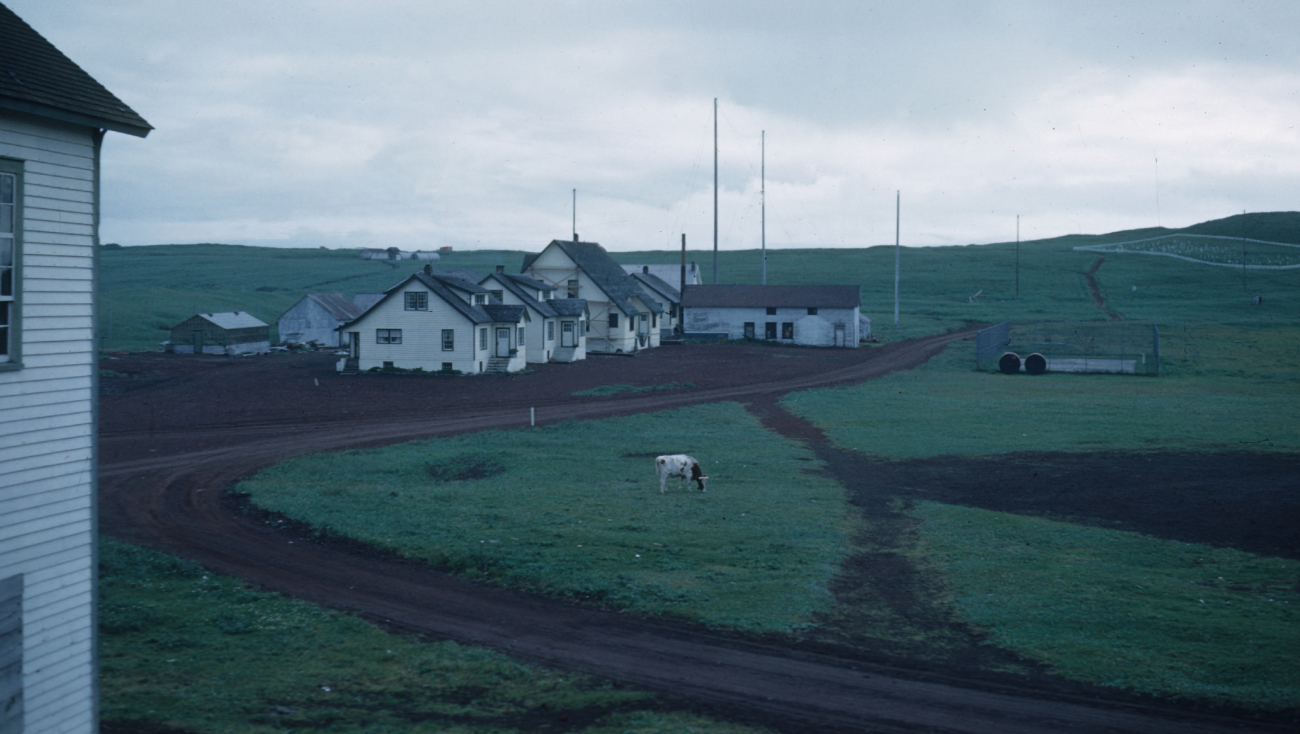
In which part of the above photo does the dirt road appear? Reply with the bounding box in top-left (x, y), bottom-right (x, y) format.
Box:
top-left (98, 332), bottom-right (1294, 733)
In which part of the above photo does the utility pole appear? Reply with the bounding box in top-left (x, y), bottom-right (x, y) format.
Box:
top-left (761, 130), bottom-right (766, 285)
top-left (713, 98), bottom-right (718, 284)
top-left (1016, 214), bottom-right (1020, 298)
top-left (894, 191), bottom-right (900, 328)
top-left (680, 233), bottom-right (687, 335)
top-left (572, 189), bottom-right (576, 240)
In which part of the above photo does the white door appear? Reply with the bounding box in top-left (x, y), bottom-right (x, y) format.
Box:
top-left (496, 327), bottom-right (511, 356)
top-left (834, 325), bottom-right (845, 347)
top-left (561, 321), bottom-right (575, 347)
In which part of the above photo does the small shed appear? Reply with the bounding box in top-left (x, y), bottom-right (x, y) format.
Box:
top-left (169, 312), bottom-right (270, 355)
top-left (278, 293), bottom-right (364, 346)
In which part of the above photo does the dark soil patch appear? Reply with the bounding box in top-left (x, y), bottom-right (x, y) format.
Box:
top-left (426, 454), bottom-right (506, 482)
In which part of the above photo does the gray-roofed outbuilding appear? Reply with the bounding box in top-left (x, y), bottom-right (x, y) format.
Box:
top-left (170, 312), bottom-right (271, 355)
top-left (682, 285), bottom-right (862, 347)
top-left (278, 293), bottom-right (365, 346)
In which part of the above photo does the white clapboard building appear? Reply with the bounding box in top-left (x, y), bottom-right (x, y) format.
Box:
top-left (682, 284), bottom-right (863, 347)
top-left (0, 5), bottom-right (151, 732)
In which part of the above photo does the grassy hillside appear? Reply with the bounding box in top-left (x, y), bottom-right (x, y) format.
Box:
top-left (98, 212), bottom-right (1300, 352)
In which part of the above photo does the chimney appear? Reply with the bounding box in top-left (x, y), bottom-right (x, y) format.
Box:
top-left (496, 265), bottom-right (504, 273)
top-left (643, 266), bottom-right (649, 274)
top-left (573, 233), bottom-right (579, 242)
top-left (423, 264), bottom-right (432, 275)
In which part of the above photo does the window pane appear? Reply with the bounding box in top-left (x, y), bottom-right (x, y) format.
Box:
top-left (0, 205), bottom-right (12, 234)
top-left (0, 174), bottom-right (12, 204)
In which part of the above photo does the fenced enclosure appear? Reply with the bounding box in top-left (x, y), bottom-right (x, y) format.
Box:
top-left (977, 322), bottom-right (1160, 376)
top-left (1073, 234), bottom-right (1300, 270)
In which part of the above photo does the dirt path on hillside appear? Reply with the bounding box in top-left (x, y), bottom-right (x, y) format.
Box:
top-left (1084, 256), bottom-right (1122, 321)
top-left (98, 334), bottom-right (1295, 733)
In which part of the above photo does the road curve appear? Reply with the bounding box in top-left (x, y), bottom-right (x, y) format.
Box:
top-left (98, 329), bottom-right (1281, 733)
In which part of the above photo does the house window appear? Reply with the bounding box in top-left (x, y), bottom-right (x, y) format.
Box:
top-left (490, 290), bottom-right (503, 302)
top-left (583, 319), bottom-right (589, 333)
top-left (442, 329), bottom-right (454, 351)
top-left (0, 163), bottom-right (20, 367)
top-left (547, 321), bottom-right (555, 341)
top-left (473, 294), bottom-right (487, 305)
top-left (608, 312), bottom-right (618, 329)
top-left (0, 574), bottom-right (20, 722)
top-left (479, 327), bottom-right (487, 350)
top-left (441, 362), bottom-right (453, 372)
top-left (404, 292), bottom-right (428, 311)
top-left (782, 322), bottom-right (794, 339)
top-left (743, 322), bottom-right (755, 339)
top-left (765, 322), bottom-right (777, 339)
top-left (766, 307), bottom-right (777, 315)
top-left (807, 307), bottom-right (818, 315)
top-left (376, 329), bottom-right (402, 344)
top-left (518, 325), bottom-right (524, 344)
top-left (567, 279), bottom-right (579, 298)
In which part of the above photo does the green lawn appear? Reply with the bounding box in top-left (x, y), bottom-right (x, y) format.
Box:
top-left (236, 402), bottom-right (850, 632)
top-left (99, 539), bottom-right (775, 734)
top-left (911, 502), bottom-right (1300, 708)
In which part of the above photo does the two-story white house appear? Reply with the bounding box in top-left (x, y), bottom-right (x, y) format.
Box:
top-left (521, 237), bottom-right (662, 353)
top-left (0, 5), bottom-right (151, 732)
top-left (337, 266), bottom-right (527, 374)
top-left (628, 267), bottom-right (682, 336)
top-left (478, 266), bottom-right (587, 363)
top-left (682, 284), bottom-right (862, 347)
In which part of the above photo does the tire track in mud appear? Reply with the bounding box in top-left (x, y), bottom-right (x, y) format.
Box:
top-left (99, 329), bottom-right (1286, 734)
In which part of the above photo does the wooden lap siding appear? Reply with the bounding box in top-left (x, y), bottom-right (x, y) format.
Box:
top-left (0, 113), bottom-right (99, 733)
top-left (353, 285), bottom-right (486, 372)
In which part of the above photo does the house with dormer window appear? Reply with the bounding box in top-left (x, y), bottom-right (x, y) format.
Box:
top-left (521, 237), bottom-right (661, 353)
top-left (478, 265), bottom-right (587, 363)
top-left (336, 265), bottom-right (527, 373)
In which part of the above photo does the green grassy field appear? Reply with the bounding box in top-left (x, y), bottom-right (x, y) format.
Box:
top-left (99, 539), bottom-right (774, 734)
top-left (236, 403), bottom-right (850, 632)
top-left (911, 502), bottom-right (1300, 708)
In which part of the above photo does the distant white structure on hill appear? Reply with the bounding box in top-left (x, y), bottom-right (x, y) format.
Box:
top-left (360, 247), bottom-right (440, 261)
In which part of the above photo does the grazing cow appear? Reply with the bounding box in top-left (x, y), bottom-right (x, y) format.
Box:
top-left (655, 454), bottom-right (708, 493)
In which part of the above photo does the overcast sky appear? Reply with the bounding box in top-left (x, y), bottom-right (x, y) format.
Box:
top-left (11, 0), bottom-right (1300, 251)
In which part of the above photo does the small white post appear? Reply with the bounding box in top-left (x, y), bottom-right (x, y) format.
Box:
top-left (531, 407), bottom-right (535, 427)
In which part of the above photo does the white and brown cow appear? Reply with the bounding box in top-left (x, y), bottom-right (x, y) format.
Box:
top-left (655, 454), bottom-right (708, 493)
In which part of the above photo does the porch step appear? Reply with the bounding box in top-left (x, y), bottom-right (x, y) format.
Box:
top-left (550, 347), bottom-right (577, 363)
top-left (485, 356), bottom-right (512, 374)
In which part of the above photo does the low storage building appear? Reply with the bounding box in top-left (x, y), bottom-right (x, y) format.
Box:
top-left (682, 284), bottom-right (862, 347)
top-left (169, 312), bottom-right (270, 355)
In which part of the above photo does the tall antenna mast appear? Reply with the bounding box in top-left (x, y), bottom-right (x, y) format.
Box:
top-left (761, 130), bottom-right (766, 286)
top-left (1015, 214), bottom-right (1020, 298)
top-left (713, 98), bottom-right (718, 284)
top-left (572, 188), bottom-right (576, 240)
top-left (894, 191), bottom-right (900, 328)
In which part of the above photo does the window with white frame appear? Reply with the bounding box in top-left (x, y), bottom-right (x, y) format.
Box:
top-left (0, 163), bottom-right (19, 366)
top-left (404, 292), bottom-right (428, 310)
top-left (547, 320), bottom-right (554, 341)
top-left (442, 329), bottom-right (454, 350)
top-left (479, 327), bottom-right (487, 349)
top-left (376, 329), bottom-right (402, 344)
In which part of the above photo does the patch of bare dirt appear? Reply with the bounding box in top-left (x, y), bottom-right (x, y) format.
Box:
top-left (98, 333), bottom-right (1297, 733)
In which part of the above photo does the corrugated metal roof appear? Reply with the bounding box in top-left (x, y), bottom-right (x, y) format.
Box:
top-left (307, 293), bottom-right (364, 321)
top-left (681, 285), bottom-right (861, 309)
top-left (195, 312), bottom-right (268, 330)
top-left (0, 3), bottom-right (151, 137)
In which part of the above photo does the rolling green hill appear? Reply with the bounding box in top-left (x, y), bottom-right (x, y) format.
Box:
top-left (97, 212), bottom-right (1300, 353)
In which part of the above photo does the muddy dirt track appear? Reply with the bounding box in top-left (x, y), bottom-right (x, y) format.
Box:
top-left (99, 332), bottom-right (1297, 733)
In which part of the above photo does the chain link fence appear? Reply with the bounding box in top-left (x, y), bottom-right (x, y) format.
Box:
top-left (977, 322), bottom-right (1159, 376)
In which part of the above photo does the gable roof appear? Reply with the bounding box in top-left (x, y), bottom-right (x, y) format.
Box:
top-left (0, 3), bottom-right (152, 137)
top-left (681, 284), bottom-right (861, 310)
top-left (179, 312), bottom-right (268, 330)
top-left (304, 293), bottom-right (364, 321)
top-left (549, 298), bottom-right (588, 318)
top-left (527, 239), bottom-right (652, 316)
top-left (631, 271), bottom-right (681, 304)
top-left (621, 263), bottom-right (700, 291)
top-left (339, 270), bottom-right (521, 330)
top-left (480, 272), bottom-right (560, 318)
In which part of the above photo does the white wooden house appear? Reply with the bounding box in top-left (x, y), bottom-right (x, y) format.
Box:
top-left (620, 262), bottom-right (701, 292)
top-left (478, 266), bottom-right (587, 363)
top-left (0, 5), bottom-right (151, 732)
top-left (521, 237), bottom-right (662, 353)
top-left (629, 267), bottom-right (682, 336)
top-left (337, 266), bottom-right (527, 374)
top-left (682, 285), bottom-right (862, 347)
top-left (277, 293), bottom-right (364, 346)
